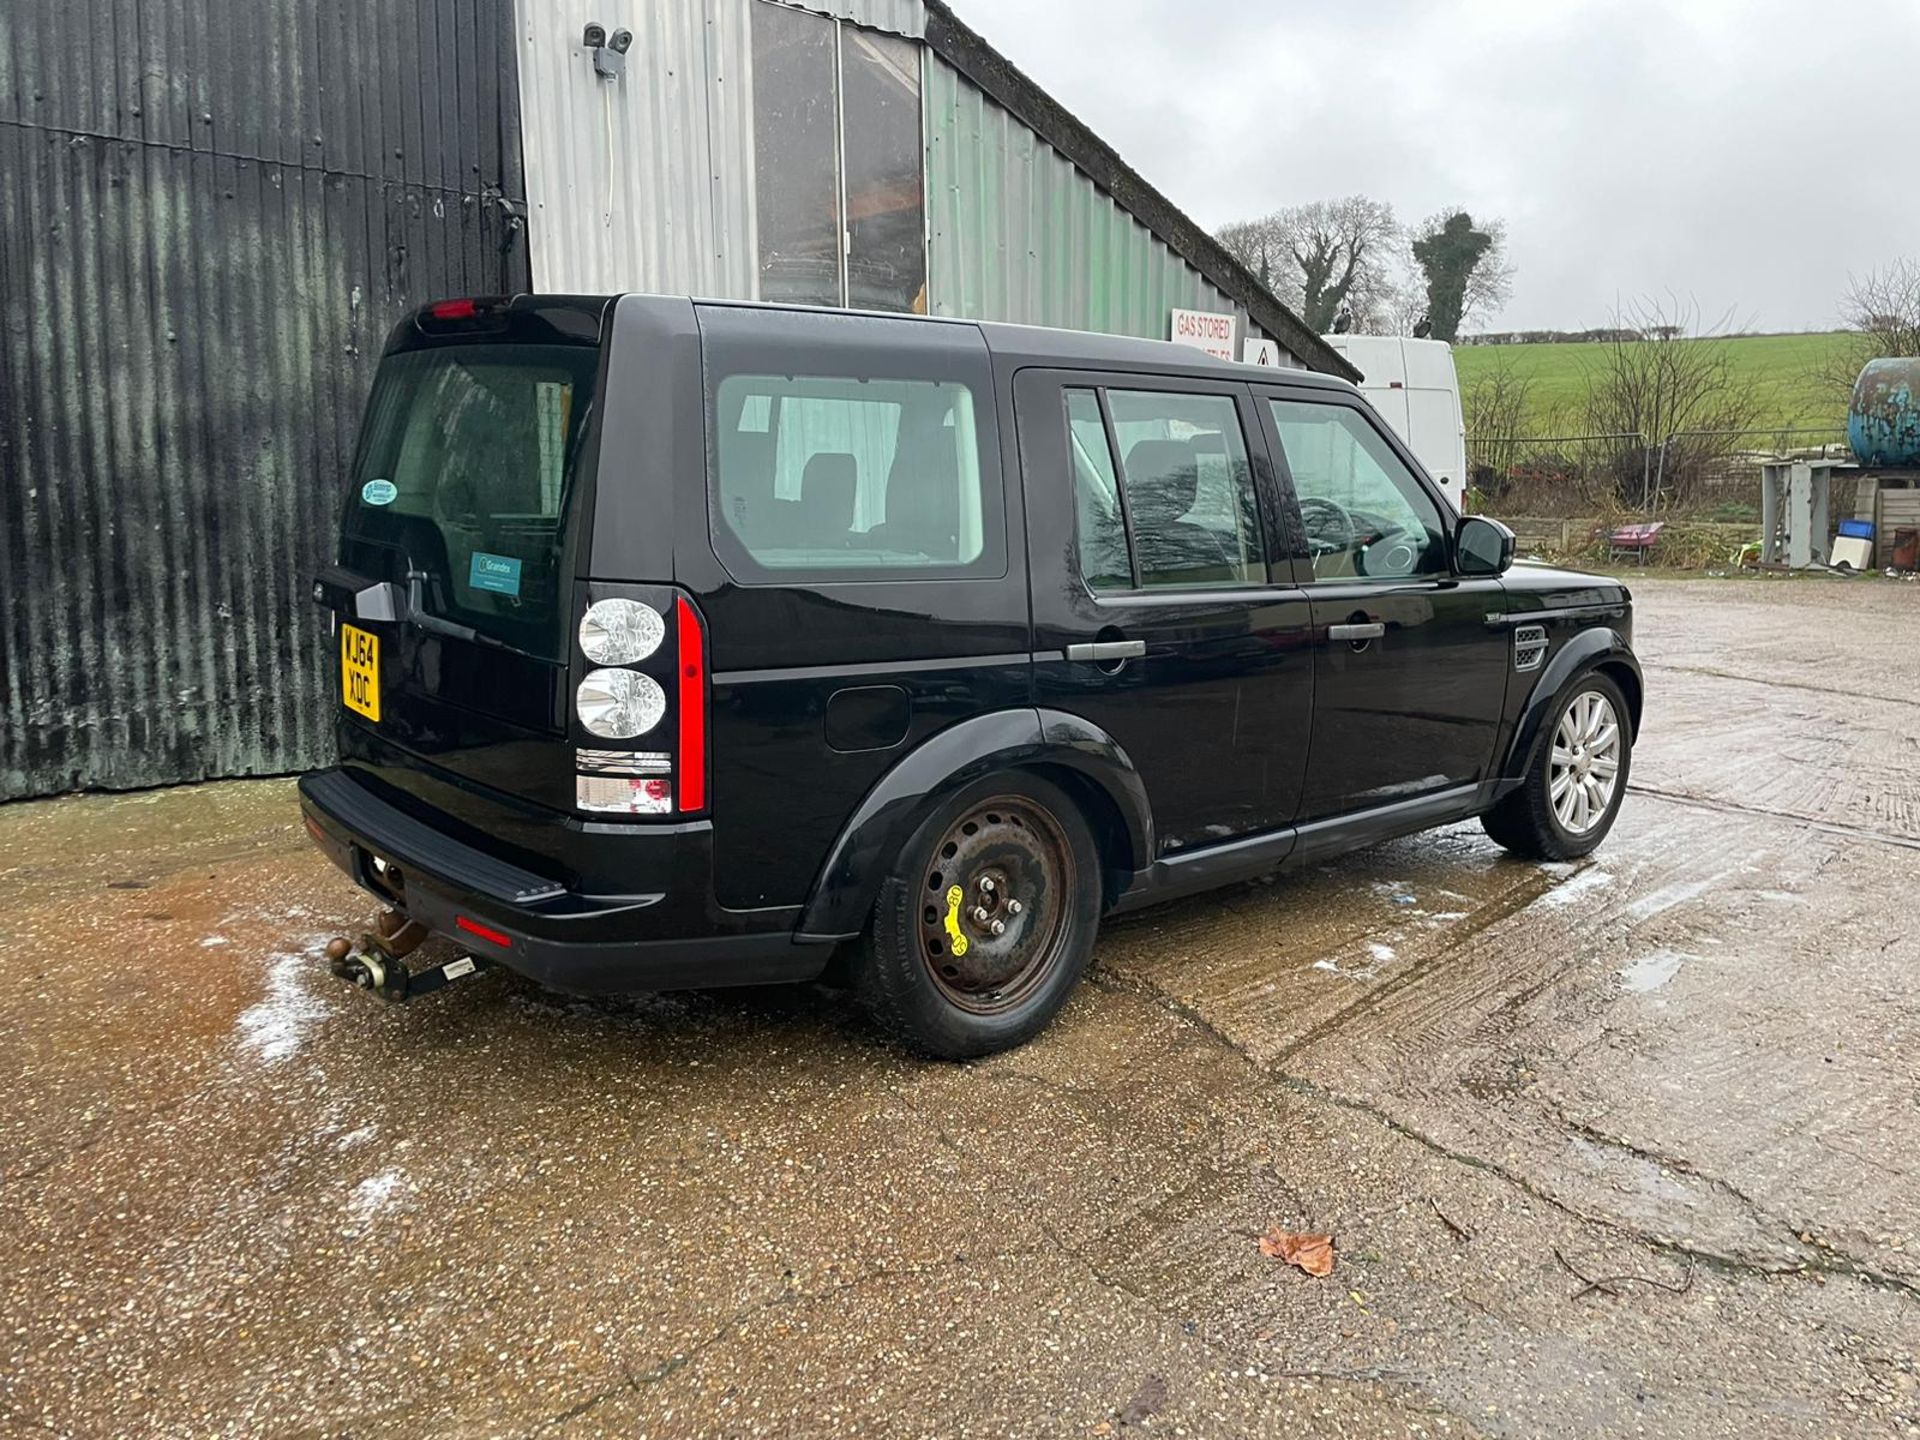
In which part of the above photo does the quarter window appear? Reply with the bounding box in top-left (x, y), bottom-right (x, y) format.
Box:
top-left (1064, 389), bottom-right (1266, 590)
top-left (1268, 400), bottom-right (1448, 581)
top-left (713, 373), bottom-right (992, 576)
top-left (1063, 390), bottom-right (1130, 592)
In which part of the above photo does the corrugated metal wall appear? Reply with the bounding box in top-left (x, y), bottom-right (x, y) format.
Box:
top-left (0, 0), bottom-right (528, 799)
top-left (924, 55), bottom-right (1288, 358)
top-left (516, 0), bottom-right (922, 296)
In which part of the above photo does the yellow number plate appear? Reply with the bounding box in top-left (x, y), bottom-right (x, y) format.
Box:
top-left (341, 624), bottom-right (381, 722)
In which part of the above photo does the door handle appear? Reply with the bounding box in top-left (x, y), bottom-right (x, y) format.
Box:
top-left (1328, 623), bottom-right (1385, 641)
top-left (1066, 640), bottom-right (1147, 662)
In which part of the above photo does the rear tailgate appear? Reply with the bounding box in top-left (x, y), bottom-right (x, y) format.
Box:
top-left (324, 297), bottom-right (607, 817)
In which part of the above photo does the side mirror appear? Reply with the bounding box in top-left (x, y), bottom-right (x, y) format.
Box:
top-left (1456, 515), bottom-right (1515, 576)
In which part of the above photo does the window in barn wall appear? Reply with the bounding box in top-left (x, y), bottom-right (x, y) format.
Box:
top-left (752, 2), bottom-right (843, 307)
top-left (842, 29), bottom-right (927, 314)
top-left (750, 2), bottom-right (927, 313)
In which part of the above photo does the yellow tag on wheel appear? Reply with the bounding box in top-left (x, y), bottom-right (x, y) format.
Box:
top-left (942, 883), bottom-right (969, 957)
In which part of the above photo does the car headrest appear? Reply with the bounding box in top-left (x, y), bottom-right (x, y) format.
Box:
top-left (1123, 438), bottom-right (1200, 518)
top-left (801, 451), bottom-right (857, 533)
top-left (883, 443), bottom-right (959, 540)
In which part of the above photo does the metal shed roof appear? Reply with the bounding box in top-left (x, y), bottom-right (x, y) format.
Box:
top-left (921, 1), bottom-right (1359, 382)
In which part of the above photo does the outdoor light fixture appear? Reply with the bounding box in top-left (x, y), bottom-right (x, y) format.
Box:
top-left (577, 668), bottom-right (666, 739)
top-left (578, 599), bottom-right (664, 665)
top-left (584, 22), bottom-right (633, 79)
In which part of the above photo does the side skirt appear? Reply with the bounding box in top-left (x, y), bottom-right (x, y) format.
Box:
top-left (1108, 783), bottom-right (1491, 916)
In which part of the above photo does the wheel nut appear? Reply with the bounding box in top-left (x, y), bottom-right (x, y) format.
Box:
top-left (1007, 899), bottom-right (1023, 915)
top-left (990, 919), bottom-right (1006, 936)
top-left (980, 876), bottom-right (996, 894)
top-left (972, 906), bottom-right (990, 924)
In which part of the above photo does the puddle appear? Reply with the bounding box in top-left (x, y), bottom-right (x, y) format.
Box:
top-left (1536, 866), bottom-right (1613, 908)
top-left (1619, 949), bottom-right (1695, 993)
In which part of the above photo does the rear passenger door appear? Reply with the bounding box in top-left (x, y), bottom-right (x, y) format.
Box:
top-left (1015, 370), bottom-right (1314, 855)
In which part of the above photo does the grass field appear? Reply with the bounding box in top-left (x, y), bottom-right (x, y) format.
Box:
top-left (1454, 330), bottom-right (1856, 438)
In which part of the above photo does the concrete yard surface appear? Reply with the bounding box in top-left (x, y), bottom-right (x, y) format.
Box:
top-left (1, 577), bottom-right (1917, 1438)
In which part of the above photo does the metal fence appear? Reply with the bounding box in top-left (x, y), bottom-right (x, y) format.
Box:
top-left (1468, 426), bottom-right (1850, 517)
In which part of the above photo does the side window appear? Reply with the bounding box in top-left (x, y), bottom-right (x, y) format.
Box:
top-left (712, 373), bottom-right (994, 577)
top-left (1063, 389), bottom-right (1131, 591)
top-left (1268, 400), bottom-right (1448, 581)
top-left (1107, 390), bottom-right (1265, 588)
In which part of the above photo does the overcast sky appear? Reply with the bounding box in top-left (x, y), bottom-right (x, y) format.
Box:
top-left (950, 0), bottom-right (1920, 333)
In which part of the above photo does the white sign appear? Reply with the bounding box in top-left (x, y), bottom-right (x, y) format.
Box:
top-left (1242, 337), bottom-right (1282, 367)
top-left (1169, 307), bottom-right (1236, 361)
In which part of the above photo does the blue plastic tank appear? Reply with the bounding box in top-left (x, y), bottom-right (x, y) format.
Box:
top-left (1849, 357), bottom-right (1920, 467)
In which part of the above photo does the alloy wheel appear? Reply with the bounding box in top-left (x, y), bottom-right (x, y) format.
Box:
top-left (1549, 690), bottom-right (1622, 835)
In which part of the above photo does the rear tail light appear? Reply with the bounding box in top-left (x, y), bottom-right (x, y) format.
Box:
top-left (415, 296), bottom-right (509, 333)
top-left (573, 593), bottom-right (708, 817)
top-left (675, 597), bottom-right (708, 813)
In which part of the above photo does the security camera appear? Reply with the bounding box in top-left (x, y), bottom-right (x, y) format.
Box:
top-left (589, 22), bottom-right (629, 79)
top-left (582, 22), bottom-right (606, 48)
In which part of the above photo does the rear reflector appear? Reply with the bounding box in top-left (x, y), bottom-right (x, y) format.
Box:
top-left (675, 597), bottom-right (707, 812)
top-left (454, 915), bottom-right (512, 949)
top-left (430, 298), bottom-right (478, 321)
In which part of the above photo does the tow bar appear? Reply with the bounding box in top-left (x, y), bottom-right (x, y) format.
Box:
top-left (324, 909), bottom-right (492, 1003)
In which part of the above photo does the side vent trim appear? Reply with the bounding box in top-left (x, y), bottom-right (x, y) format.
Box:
top-left (1514, 625), bottom-right (1549, 672)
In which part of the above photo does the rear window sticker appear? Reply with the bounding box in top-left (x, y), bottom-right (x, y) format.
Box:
top-left (469, 552), bottom-right (523, 597)
top-left (360, 478), bottom-right (398, 506)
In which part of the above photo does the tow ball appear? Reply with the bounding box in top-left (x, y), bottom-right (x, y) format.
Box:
top-left (324, 910), bottom-right (489, 1003)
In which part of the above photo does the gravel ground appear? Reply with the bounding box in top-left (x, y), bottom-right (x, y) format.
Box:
top-left (1, 575), bottom-right (1917, 1439)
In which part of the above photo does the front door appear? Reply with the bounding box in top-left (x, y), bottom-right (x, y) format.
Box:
top-left (1256, 388), bottom-right (1509, 822)
top-left (1015, 370), bottom-right (1314, 856)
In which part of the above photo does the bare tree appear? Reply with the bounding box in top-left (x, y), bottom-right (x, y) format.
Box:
top-left (1462, 356), bottom-right (1536, 502)
top-left (1410, 210), bottom-right (1514, 342)
top-left (1216, 214), bottom-right (1288, 292)
top-left (1820, 257), bottom-right (1920, 400)
top-left (1216, 196), bottom-right (1402, 333)
top-left (1580, 296), bottom-right (1764, 509)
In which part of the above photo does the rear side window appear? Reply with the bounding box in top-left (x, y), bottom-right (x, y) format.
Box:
top-left (343, 343), bottom-right (599, 660)
top-left (1064, 387), bottom-right (1267, 590)
top-left (712, 373), bottom-right (996, 578)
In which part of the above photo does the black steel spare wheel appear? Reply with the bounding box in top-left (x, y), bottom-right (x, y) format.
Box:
top-left (918, 798), bottom-right (1073, 1016)
top-left (858, 773), bottom-right (1101, 1059)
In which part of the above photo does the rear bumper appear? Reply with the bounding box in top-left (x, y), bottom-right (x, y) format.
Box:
top-left (298, 768), bottom-right (831, 993)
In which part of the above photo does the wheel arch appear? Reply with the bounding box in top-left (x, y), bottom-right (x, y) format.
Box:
top-left (795, 708), bottom-right (1154, 942)
top-left (1501, 627), bottom-right (1642, 783)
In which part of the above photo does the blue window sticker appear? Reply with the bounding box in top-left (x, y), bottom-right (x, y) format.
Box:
top-left (468, 551), bottom-right (523, 596)
top-left (360, 478), bottom-right (398, 506)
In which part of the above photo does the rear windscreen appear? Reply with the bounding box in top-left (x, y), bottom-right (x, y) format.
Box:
top-left (342, 343), bottom-right (599, 660)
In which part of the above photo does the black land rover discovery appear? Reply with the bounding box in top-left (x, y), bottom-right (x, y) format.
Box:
top-left (301, 294), bottom-right (1640, 1058)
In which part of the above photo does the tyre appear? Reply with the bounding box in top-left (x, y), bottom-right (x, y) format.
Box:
top-left (1482, 670), bottom-right (1633, 861)
top-left (857, 771), bottom-right (1101, 1059)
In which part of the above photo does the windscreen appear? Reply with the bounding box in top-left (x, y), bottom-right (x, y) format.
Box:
top-left (342, 343), bottom-right (599, 660)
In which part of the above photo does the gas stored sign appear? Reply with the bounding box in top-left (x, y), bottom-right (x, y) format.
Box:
top-left (1169, 308), bottom-right (1237, 361)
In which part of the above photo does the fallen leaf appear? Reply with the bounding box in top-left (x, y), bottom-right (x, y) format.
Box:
top-left (1091, 1424), bottom-right (1114, 1437)
top-left (1258, 1226), bottom-right (1336, 1277)
top-left (1118, 1375), bottom-right (1169, 1426)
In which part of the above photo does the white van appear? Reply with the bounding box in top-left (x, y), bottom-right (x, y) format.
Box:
top-left (1321, 335), bottom-right (1468, 513)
